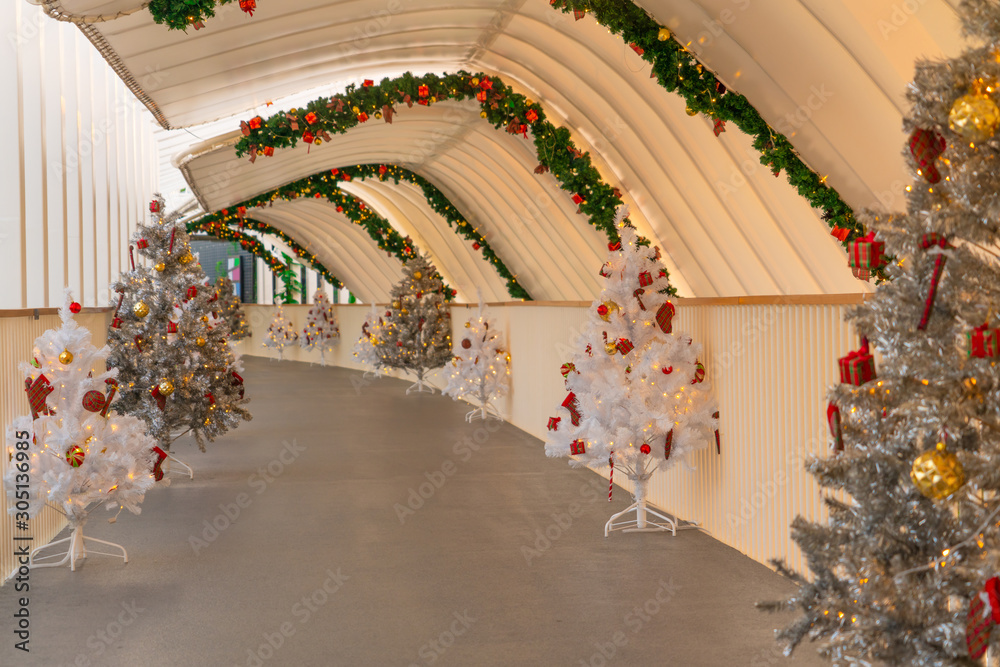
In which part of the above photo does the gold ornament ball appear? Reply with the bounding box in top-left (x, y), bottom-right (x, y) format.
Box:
top-left (413, 271), bottom-right (423, 280)
top-left (392, 301), bottom-right (401, 309)
top-left (685, 106), bottom-right (697, 117)
top-left (949, 93), bottom-right (1000, 143)
top-left (179, 252), bottom-right (194, 265)
top-left (196, 337), bottom-right (207, 347)
top-left (159, 380), bottom-right (175, 396)
top-left (154, 262), bottom-right (166, 272)
top-left (59, 349), bottom-right (74, 364)
top-left (401, 308), bottom-right (409, 315)
top-left (464, 321), bottom-right (471, 328)
top-left (605, 342), bottom-right (618, 356)
top-left (911, 442), bottom-right (965, 500)
top-left (658, 28), bottom-right (671, 41)
top-left (133, 301), bottom-right (150, 318)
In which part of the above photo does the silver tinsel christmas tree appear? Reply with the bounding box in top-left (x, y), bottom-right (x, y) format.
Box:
top-left (374, 254), bottom-right (452, 393)
top-left (108, 197), bottom-right (251, 452)
top-left (761, 2), bottom-right (1000, 664)
top-left (215, 276), bottom-right (250, 341)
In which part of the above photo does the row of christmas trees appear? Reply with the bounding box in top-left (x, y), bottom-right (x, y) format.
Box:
top-left (4, 197), bottom-right (253, 569)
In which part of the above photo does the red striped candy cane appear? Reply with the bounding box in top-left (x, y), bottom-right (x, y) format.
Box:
top-left (608, 453), bottom-right (614, 502)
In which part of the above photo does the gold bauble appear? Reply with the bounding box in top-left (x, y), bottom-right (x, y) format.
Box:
top-left (911, 442), bottom-right (965, 500)
top-left (605, 342), bottom-right (618, 356)
top-left (59, 349), bottom-right (74, 364)
top-left (949, 93), bottom-right (1000, 143)
top-left (464, 321), bottom-right (471, 328)
top-left (179, 252), bottom-right (194, 265)
top-left (133, 301), bottom-right (150, 318)
top-left (401, 308), bottom-right (409, 315)
top-left (158, 380), bottom-right (175, 396)
top-left (480, 111), bottom-right (488, 118)
top-left (598, 300), bottom-right (620, 322)
top-left (658, 27), bottom-right (671, 41)
top-left (154, 262), bottom-right (166, 272)
top-left (413, 271), bottom-right (423, 280)
top-left (196, 337), bottom-right (207, 347)
top-left (685, 106), bottom-right (697, 117)
top-left (392, 301), bottom-right (401, 309)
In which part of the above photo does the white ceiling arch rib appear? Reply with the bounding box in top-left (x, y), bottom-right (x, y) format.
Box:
top-left (247, 200), bottom-right (406, 303)
top-left (47, 0), bottom-right (965, 297)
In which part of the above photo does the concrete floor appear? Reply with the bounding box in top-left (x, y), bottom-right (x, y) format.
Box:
top-left (0, 357), bottom-right (826, 666)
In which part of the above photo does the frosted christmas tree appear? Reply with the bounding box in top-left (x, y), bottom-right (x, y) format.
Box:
top-left (263, 306), bottom-right (297, 360)
top-left (354, 305), bottom-right (384, 378)
top-left (546, 206), bottom-right (719, 536)
top-left (4, 291), bottom-right (157, 570)
top-left (108, 196), bottom-right (251, 453)
top-left (374, 254), bottom-right (452, 393)
top-left (216, 276), bottom-right (250, 341)
top-left (761, 3), bottom-right (1000, 664)
top-left (300, 289), bottom-right (340, 365)
top-left (443, 300), bottom-right (510, 421)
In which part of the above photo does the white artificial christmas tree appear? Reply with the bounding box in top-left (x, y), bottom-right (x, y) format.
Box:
top-left (263, 305), bottom-right (298, 360)
top-left (353, 305), bottom-right (384, 379)
top-left (443, 300), bottom-right (510, 421)
top-left (4, 291), bottom-right (157, 570)
top-left (300, 289), bottom-right (340, 365)
top-left (545, 206), bottom-right (719, 536)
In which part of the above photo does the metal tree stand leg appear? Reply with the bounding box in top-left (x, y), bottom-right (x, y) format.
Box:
top-left (30, 519), bottom-right (127, 571)
top-left (465, 387), bottom-right (503, 422)
top-left (162, 452), bottom-right (194, 480)
top-left (406, 369), bottom-right (435, 394)
top-left (604, 472), bottom-right (680, 537)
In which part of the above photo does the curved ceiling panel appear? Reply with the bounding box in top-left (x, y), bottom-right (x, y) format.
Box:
top-left (339, 179), bottom-right (511, 302)
top-left (248, 199), bottom-right (405, 302)
top-left (50, 0), bottom-right (964, 297)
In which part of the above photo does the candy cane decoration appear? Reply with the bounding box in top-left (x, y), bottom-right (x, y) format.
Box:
top-left (129, 246), bottom-right (135, 271)
top-left (918, 233), bottom-right (950, 330)
top-left (608, 453), bottom-right (614, 502)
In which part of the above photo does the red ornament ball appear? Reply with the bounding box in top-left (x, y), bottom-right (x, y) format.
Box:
top-left (66, 445), bottom-right (85, 468)
top-left (69, 302), bottom-right (82, 314)
top-left (461, 339), bottom-right (472, 349)
top-left (662, 366), bottom-right (673, 375)
top-left (81, 390), bottom-right (107, 413)
top-left (640, 444), bottom-right (651, 455)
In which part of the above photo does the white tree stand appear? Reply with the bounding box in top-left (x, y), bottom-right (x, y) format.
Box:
top-left (162, 452), bottom-right (194, 480)
top-left (406, 369), bottom-right (436, 394)
top-left (30, 514), bottom-right (127, 571)
top-left (604, 466), bottom-right (686, 537)
top-left (466, 388), bottom-right (503, 423)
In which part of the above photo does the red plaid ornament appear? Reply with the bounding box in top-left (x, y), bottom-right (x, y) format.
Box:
top-left (838, 338), bottom-right (876, 386)
top-left (827, 403), bottom-right (843, 452)
top-left (149, 199), bottom-right (161, 213)
top-left (152, 446), bottom-right (168, 482)
top-left (967, 577), bottom-right (1000, 659)
top-left (25, 375), bottom-right (53, 419)
top-left (656, 301), bottom-right (675, 334)
top-left (908, 128), bottom-right (946, 183)
top-left (547, 416), bottom-right (561, 431)
top-left (713, 118), bottom-right (726, 136)
top-left (136, 239), bottom-right (149, 249)
top-left (562, 392), bottom-right (581, 426)
top-left (638, 271), bottom-right (653, 287)
top-left (573, 9), bottom-right (586, 19)
top-left (616, 338), bottom-right (634, 356)
top-left (82, 390), bottom-right (106, 413)
top-left (570, 439), bottom-right (586, 455)
top-left (848, 232), bottom-right (885, 271)
top-left (167, 322), bottom-right (178, 334)
top-left (968, 324), bottom-right (1000, 358)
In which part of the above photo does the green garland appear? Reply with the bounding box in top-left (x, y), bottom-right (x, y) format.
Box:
top-left (148, 0), bottom-right (249, 31)
top-left (550, 0), bottom-right (884, 280)
top-left (187, 181), bottom-right (459, 299)
top-left (232, 72), bottom-right (662, 258)
top-left (188, 222), bottom-right (287, 273)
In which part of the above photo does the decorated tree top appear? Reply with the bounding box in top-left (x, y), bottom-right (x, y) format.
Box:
top-left (5, 292), bottom-right (156, 525)
top-left (763, 3), bottom-right (1000, 664)
top-left (108, 196), bottom-right (251, 451)
top-left (546, 207), bottom-right (718, 475)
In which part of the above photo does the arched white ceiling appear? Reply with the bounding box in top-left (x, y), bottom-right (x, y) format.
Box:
top-left (40, 0), bottom-right (966, 298)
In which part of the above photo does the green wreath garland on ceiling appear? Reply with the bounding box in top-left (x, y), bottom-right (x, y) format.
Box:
top-left (148, 0), bottom-right (257, 31)
top-left (187, 177), bottom-right (460, 300)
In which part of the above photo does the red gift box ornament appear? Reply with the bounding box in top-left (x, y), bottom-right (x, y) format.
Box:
top-left (167, 322), bottom-right (178, 334)
top-left (526, 109), bottom-right (538, 122)
top-left (111, 317), bottom-right (123, 329)
top-left (918, 233), bottom-right (950, 330)
top-left (838, 338), bottom-right (876, 386)
top-left (358, 112), bottom-right (369, 123)
top-left (547, 416), bottom-right (561, 432)
top-left (909, 128), bottom-right (947, 183)
top-left (572, 193), bottom-right (584, 205)
top-left (476, 90), bottom-right (488, 103)
top-left (304, 111), bottom-right (318, 124)
top-left (136, 238), bottom-right (149, 250)
top-left (630, 42), bottom-right (644, 56)
top-left (303, 130), bottom-right (315, 144)
top-left (573, 9), bottom-right (586, 20)
top-left (656, 301), bottom-right (675, 334)
top-left (638, 271), bottom-right (653, 287)
top-left (239, 0), bottom-right (256, 16)
top-left (249, 116), bottom-right (263, 130)
top-left (479, 78), bottom-right (493, 90)
top-left (418, 85), bottom-right (430, 98)
top-left (363, 79), bottom-right (374, 87)
top-left (966, 576), bottom-right (1000, 659)
top-left (570, 439), bottom-right (586, 455)
top-left (263, 145), bottom-right (274, 157)
top-left (149, 199), bottom-right (160, 214)
top-left (599, 263), bottom-right (612, 278)
top-left (830, 226), bottom-right (850, 243)
top-left (608, 240), bottom-right (622, 251)
top-left (967, 323), bottom-right (1000, 358)
top-left (849, 232), bottom-right (886, 275)
top-left (186, 286), bottom-right (198, 300)
top-left (827, 402), bottom-right (844, 452)
top-left (616, 338), bottom-right (635, 356)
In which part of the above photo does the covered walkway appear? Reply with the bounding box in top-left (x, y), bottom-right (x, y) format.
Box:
top-left (0, 356), bottom-right (820, 666)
